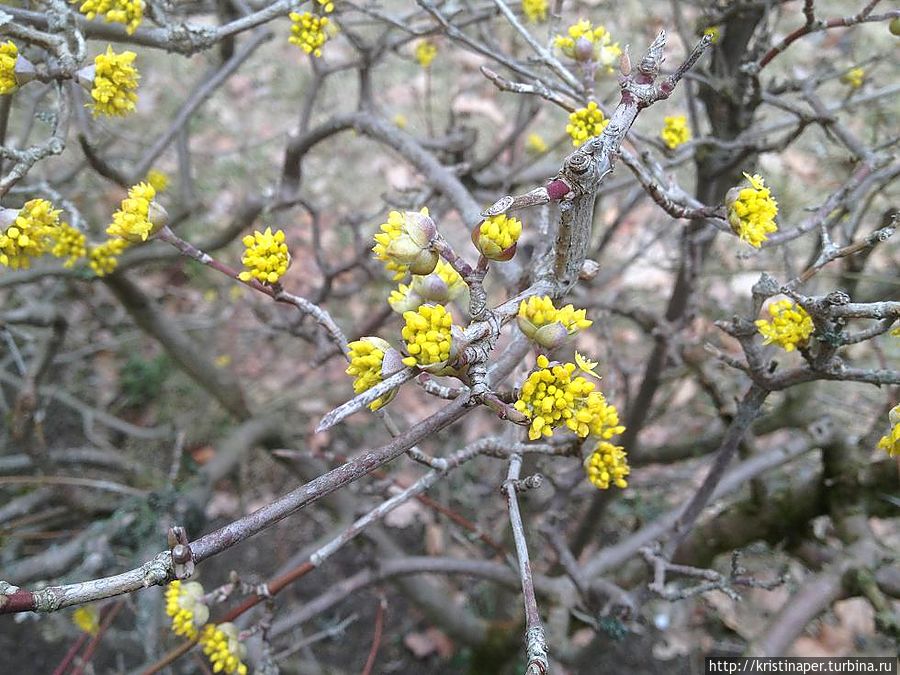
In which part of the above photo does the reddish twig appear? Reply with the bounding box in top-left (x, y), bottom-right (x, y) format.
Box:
top-left (361, 595), bottom-right (387, 675)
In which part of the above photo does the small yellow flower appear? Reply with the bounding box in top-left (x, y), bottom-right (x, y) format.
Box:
top-left (566, 101), bottom-right (608, 147)
top-left (89, 238), bottom-right (129, 277)
top-left (472, 214), bottom-right (522, 261)
top-left (317, 0), bottom-right (335, 13)
top-left (522, 0), bottom-right (547, 24)
top-left (660, 115), bottom-right (691, 150)
top-left (415, 40), bottom-right (437, 68)
top-left (199, 623), bottom-right (248, 675)
top-left (372, 208), bottom-right (437, 280)
top-left (584, 441), bottom-right (629, 489)
top-left (74, 0), bottom-right (144, 35)
top-left (289, 11), bottom-right (332, 57)
top-left (165, 580), bottom-right (209, 640)
top-left (703, 26), bottom-right (721, 44)
top-left (0, 41), bottom-right (19, 95)
top-left (107, 182), bottom-right (166, 243)
top-left (0, 199), bottom-right (61, 270)
top-left (215, 354), bottom-right (232, 367)
top-left (841, 67), bottom-right (865, 89)
top-left (755, 299), bottom-right (814, 352)
top-left (517, 296), bottom-right (591, 348)
top-left (514, 355), bottom-right (624, 441)
top-left (146, 169), bottom-right (169, 192)
top-left (401, 303), bottom-right (454, 368)
top-left (876, 404), bottom-right (899, 457)
top-left (393, 113), bottom-right (408, 129)
top-left (346, 336), bottom-right (397, 410)
top-left (575, 351), bottom-right (600, 379)
top-left (554, 19), bottom-right (621, 70)
top-left (239, 227), bottom-right (290, 284)
top-left (51, 223), bottom-right (87, 268)
top-left (73, 605), bottom-right (100, 636)
top-left (89, 46), bottom-right (139, 118)
top-left (726, 172), bottom-right (778, 248)
top-left (525, 133), bottom-right (548, 154)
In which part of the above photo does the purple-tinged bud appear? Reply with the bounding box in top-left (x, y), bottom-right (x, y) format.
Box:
top-left (546, 179), bottom-right (571, 200)
top-left (574, 37), bottom-right (595, 62)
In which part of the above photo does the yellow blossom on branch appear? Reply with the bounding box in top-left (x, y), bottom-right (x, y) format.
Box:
top-left (566, 101), bottom-right (608, 147)
top-left (373, 208), bottom-right (437, 280)
top-left (517, 295), bottom-right (591, 349)
top-left (199, 623), bottom-right (248, 675)
top-left (72, 605), bottom-right (100, 636)
top-left (522, 0), bottom-right (547, 24)
top-left (164, 580), bottom-right (209, 639)
top-left (472, 214), bottom-right (522, 261)
top-left (346, 337), bottom-right (398, 410)
top-left (755, 299), bottom-right (814, 352)
top-left (107, 182), bottom-right (166, 242)
top-left (726, 172), bottom-right (778, 248)
top-left (74, 0), bottom-right (143, 34)
top-left (415, 40), bottom-right (437, 68)
top-left (876, 404), bottom-right (899, 457)
top-left (89, 238), bottom-right (129, 277)
top-left (90, 46), bottom-right (139, 118)
top-left (841, 67), bottom-right (865, 89)
top-left (146, 169), bottom-right (169, 192)
top-left (514, 355), bottom-right (624, 441)
top-left (51, 223), bottom-right (87, 268)
top-left (703, 26), bottom-right (721, 44)
top-left (401, 303), bottom-right (454, 368)
top-left (289, 12), bottom-right (332, 57)
top-left (526, 133), bottom-right (548, 154)
top-left (239, 227), bottom-right (290, 284)
top-left (0, 41), bottom-right (19, 95)
top-left (0, 199), bottom-right (61, 270)
top-left (575, 351), bottom-right (601, 379)
top-left (554, 19), bottom-right (621, 70)
top-left (660, 115), bottom-right (691, 149)
top-left (584, 441), bottom-right (630, 489)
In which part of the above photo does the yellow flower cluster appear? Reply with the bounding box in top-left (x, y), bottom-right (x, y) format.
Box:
top-left (289, 12), bottom-right (332, 58)
top-left (90, 46), bottom-right (139, 118)
top-left (51, 223), bottom-right (88, 268)
top-left (146, 169), bottom-right (169, 192)
top-left (74, 0), bottom-right (144, 34)
top-left (106, 182), bottom-right (161, 242)
top-left (238, 227), bottom-right (290, 284)
top-left (554, 20), bottom-right (621, 70)
top-left (401, 303), bottom-right (453, 368)
top-left (199, 623), bottom-right (248, 675)
top-left (164, 580), bottom-right (209, 639)
top-left (566, 101), bottom-right (608, 147)
top-left (346, 337), bottom-right (395, 411)
top-left (842, 67), bottom-right (865, 89)
top-left (0, 199), bottom-right (61, 270)
top-left (517, 296), bottom-right (591, 349)
top-left (660, 115), bottom-right (691, 150)
top-left (755, 299), bottom-right (814, 352)
top-left (472, 214), bottom-right (522, 261)
top-left (526, 133), bottom-right (548, 154)
top-left (373, 208), bottom-right (437, 280)
top-left (876, 404), bottom-right (899, 457)
top-left (72, 605), bottom-right (100, 636)
top-left (522, 0), bottom-right (547, 23)
top-left (415, 40), bottom-right (437, 68)
top-left (514, 355), bottom-right (625, 441)
top-left (0, 41), bottom-right (18, 95)
top-left (390, 260), bottom-right (467, 312)
top-left (88, 238), bottom-right (129, 277)
top-left (726, 173), bottom-right (778, 248)
top-left (584, 441), bottom-right (630, 489)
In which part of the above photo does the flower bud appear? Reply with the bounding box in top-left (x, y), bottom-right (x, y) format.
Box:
top-left (532, 322), bottom-right (571, 350)
top-left (471, 214), bottom-right (522, 261)
top-left (573, 36), bottom-right (595, 62)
